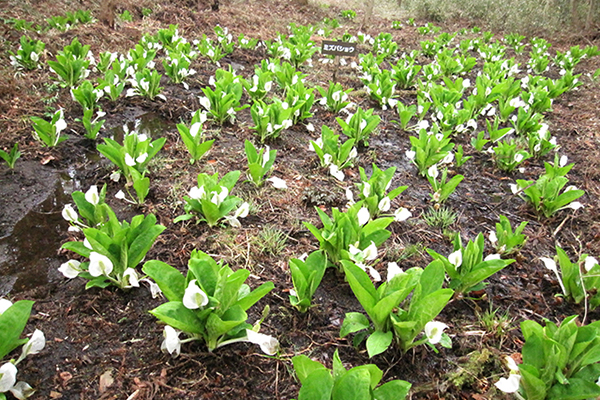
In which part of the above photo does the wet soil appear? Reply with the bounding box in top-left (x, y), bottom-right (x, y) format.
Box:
top-left (1, 0), bottom-right (600, 399)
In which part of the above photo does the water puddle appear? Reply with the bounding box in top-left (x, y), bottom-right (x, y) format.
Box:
top-left (0, 112), bottom-right (172, 296)
top-left (109, 111), bottom-right (173, 143)
top-left (0, 178), bottom-right (71, 296)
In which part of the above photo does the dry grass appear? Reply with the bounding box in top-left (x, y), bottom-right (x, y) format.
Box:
top-left (313, 0), bottom-right (407, 21)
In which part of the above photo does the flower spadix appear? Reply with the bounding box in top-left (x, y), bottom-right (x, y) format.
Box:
top-left (183, 279), bottom-right (209, 309)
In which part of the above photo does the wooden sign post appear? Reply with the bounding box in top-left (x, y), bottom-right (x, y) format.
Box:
top-left (321, 40), bottom-right (358, 82)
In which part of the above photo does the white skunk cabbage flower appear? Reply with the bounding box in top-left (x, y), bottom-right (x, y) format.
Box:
top-left (424, 321), bottom-right (448, 344)
top-left (183, 279), bottom-right (209, 309)
top-left (85, 185), bottom-right (99, 205)
top-left (59, 260), bottom-right (82, 279)
top-left (448, 250), bottom-right (463, 269)
top-left (245, 329), bottom-right (279, 355)
top-left (161, 326), bottom-right (181, 356)
top-left (88, 252), bottom-right (113, 277)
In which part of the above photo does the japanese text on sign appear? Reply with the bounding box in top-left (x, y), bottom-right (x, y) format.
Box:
top-left (321, 41), bottom-right (357, 56)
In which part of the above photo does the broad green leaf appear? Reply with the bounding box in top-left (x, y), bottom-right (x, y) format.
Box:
top-left (342, 261), bottom-right (377, 312)
top-left (142, 260), bottom-right (185, 302)
top-left (127, 215), bottom-right (165, 268)
top-left (519, 364), bottom-right (547, 400)
top-left (85, 276), bottom-right (112, 289)
top-left (217, 269), bottom-right (250, 312)
top-left (331, 368), bottom-right (371, 400)
top-left (340, 312), bottom-right (370, 337)
top-left (547, 378), bottom-right (600, 400)
top-left (366, 330), bottom-right (393, 358)
top-left (188, 253), bottom-right (220, 296)
top-left (408, 289), bottom-right (454, 329)
top-left (61, 240), bottom-right (92, 258)
top-left (0, 300), bottom-right (33, 358)
top-left (373, 379), bottom-right (412, 400)
top-left (293, 355), bottom-right (329, 384)
top-left (298, 368), bottom-right (334, 400)
top-left (352, 364), bottom-right (383, 389)
top-left (150, 302), bottom-right (204, 334)
top-left (332, 349), bottom-right (346, 381)
top-left (236, 281), bottom-right (274, 311)
top-left (206, 305), bottom-right (247, 339)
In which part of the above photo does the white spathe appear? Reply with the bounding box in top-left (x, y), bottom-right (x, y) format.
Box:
top-left (448, 250), bottom-right (463, 268)
top-left (85, 185), bottom-right (100, 205)
top-left (245, 329), bottom-right (279, 355)
top-left (495, 374), bottom-right (521, 393)
top-left (357, 207), bottom-right (370, 226)
top-left (378, 197), bottom-right (391, 212)
top-left (161, 326), bottom-right (181, 356)
top-left (123, 268), bottom-right (140, 288)
top-left (387, 262), bottom-right (404, 282)
top-left (394, 208), bottom-right (412, 222)
top-left (0, 299), bottom-right (12, 315)
top-left (58, 260), bottom-right (82, 279)
top-left (424, 321), bottom-right (448, 344)
top-left (267, 177), bottom-right (287, 189)
top-left (88, 252), bottom-right (113, 277)
top-left (61, 204), bottom-right (78, 222)
top-left (585, 256), bottom-right (599, 272)
top-left (20, 329), bottom-right (45, 359)
top-left (9, 380), bottom-right (35, 399)
top-left (0, 362), bottom-right (17, 393)
top-left (182, 279), bottom-right (209, 309)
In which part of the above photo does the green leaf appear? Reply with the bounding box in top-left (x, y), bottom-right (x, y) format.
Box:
top-left (373, 379), bottom-right (411, 400)
top-left (547, 378), bottom-right (600, 400)
top-left (142, 260), bottom-right (185, 302)
top-left (293, 355), bottom-right (329, 385)
top-left (342, 261), bottom-right (377, 312)
top-left (340, 312), bottom-right (370, 337)
top-left (216, 269), bottom-right (250, 312)
top-left (0, 300), bottom-right (33, 358)
top-left (332, 349), bottom-right (346, 380)
top-left (149, 302), bottom-right (204, 334)
top-left (366, 330), bottom-right (393, 358)
top-left (298, 368), bottom-right (334, 400)
top-left (458, 259), bottom-right (513, 293)
top-left (236, 281), bottom-right (274, 311)
top-left (331, 367), bottom-right (372, 400)
top-left (206, 305), bottom-right (247, 339)
top-left (127, 215), bottom-right (166, 268)
top-left (61, 240), bottom-right (92, 258)
top-left (519, 364), bottom-right (547, 400)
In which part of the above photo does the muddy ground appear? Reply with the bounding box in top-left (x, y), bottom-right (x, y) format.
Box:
top-left (1, 0), bottom-right (600, 398)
